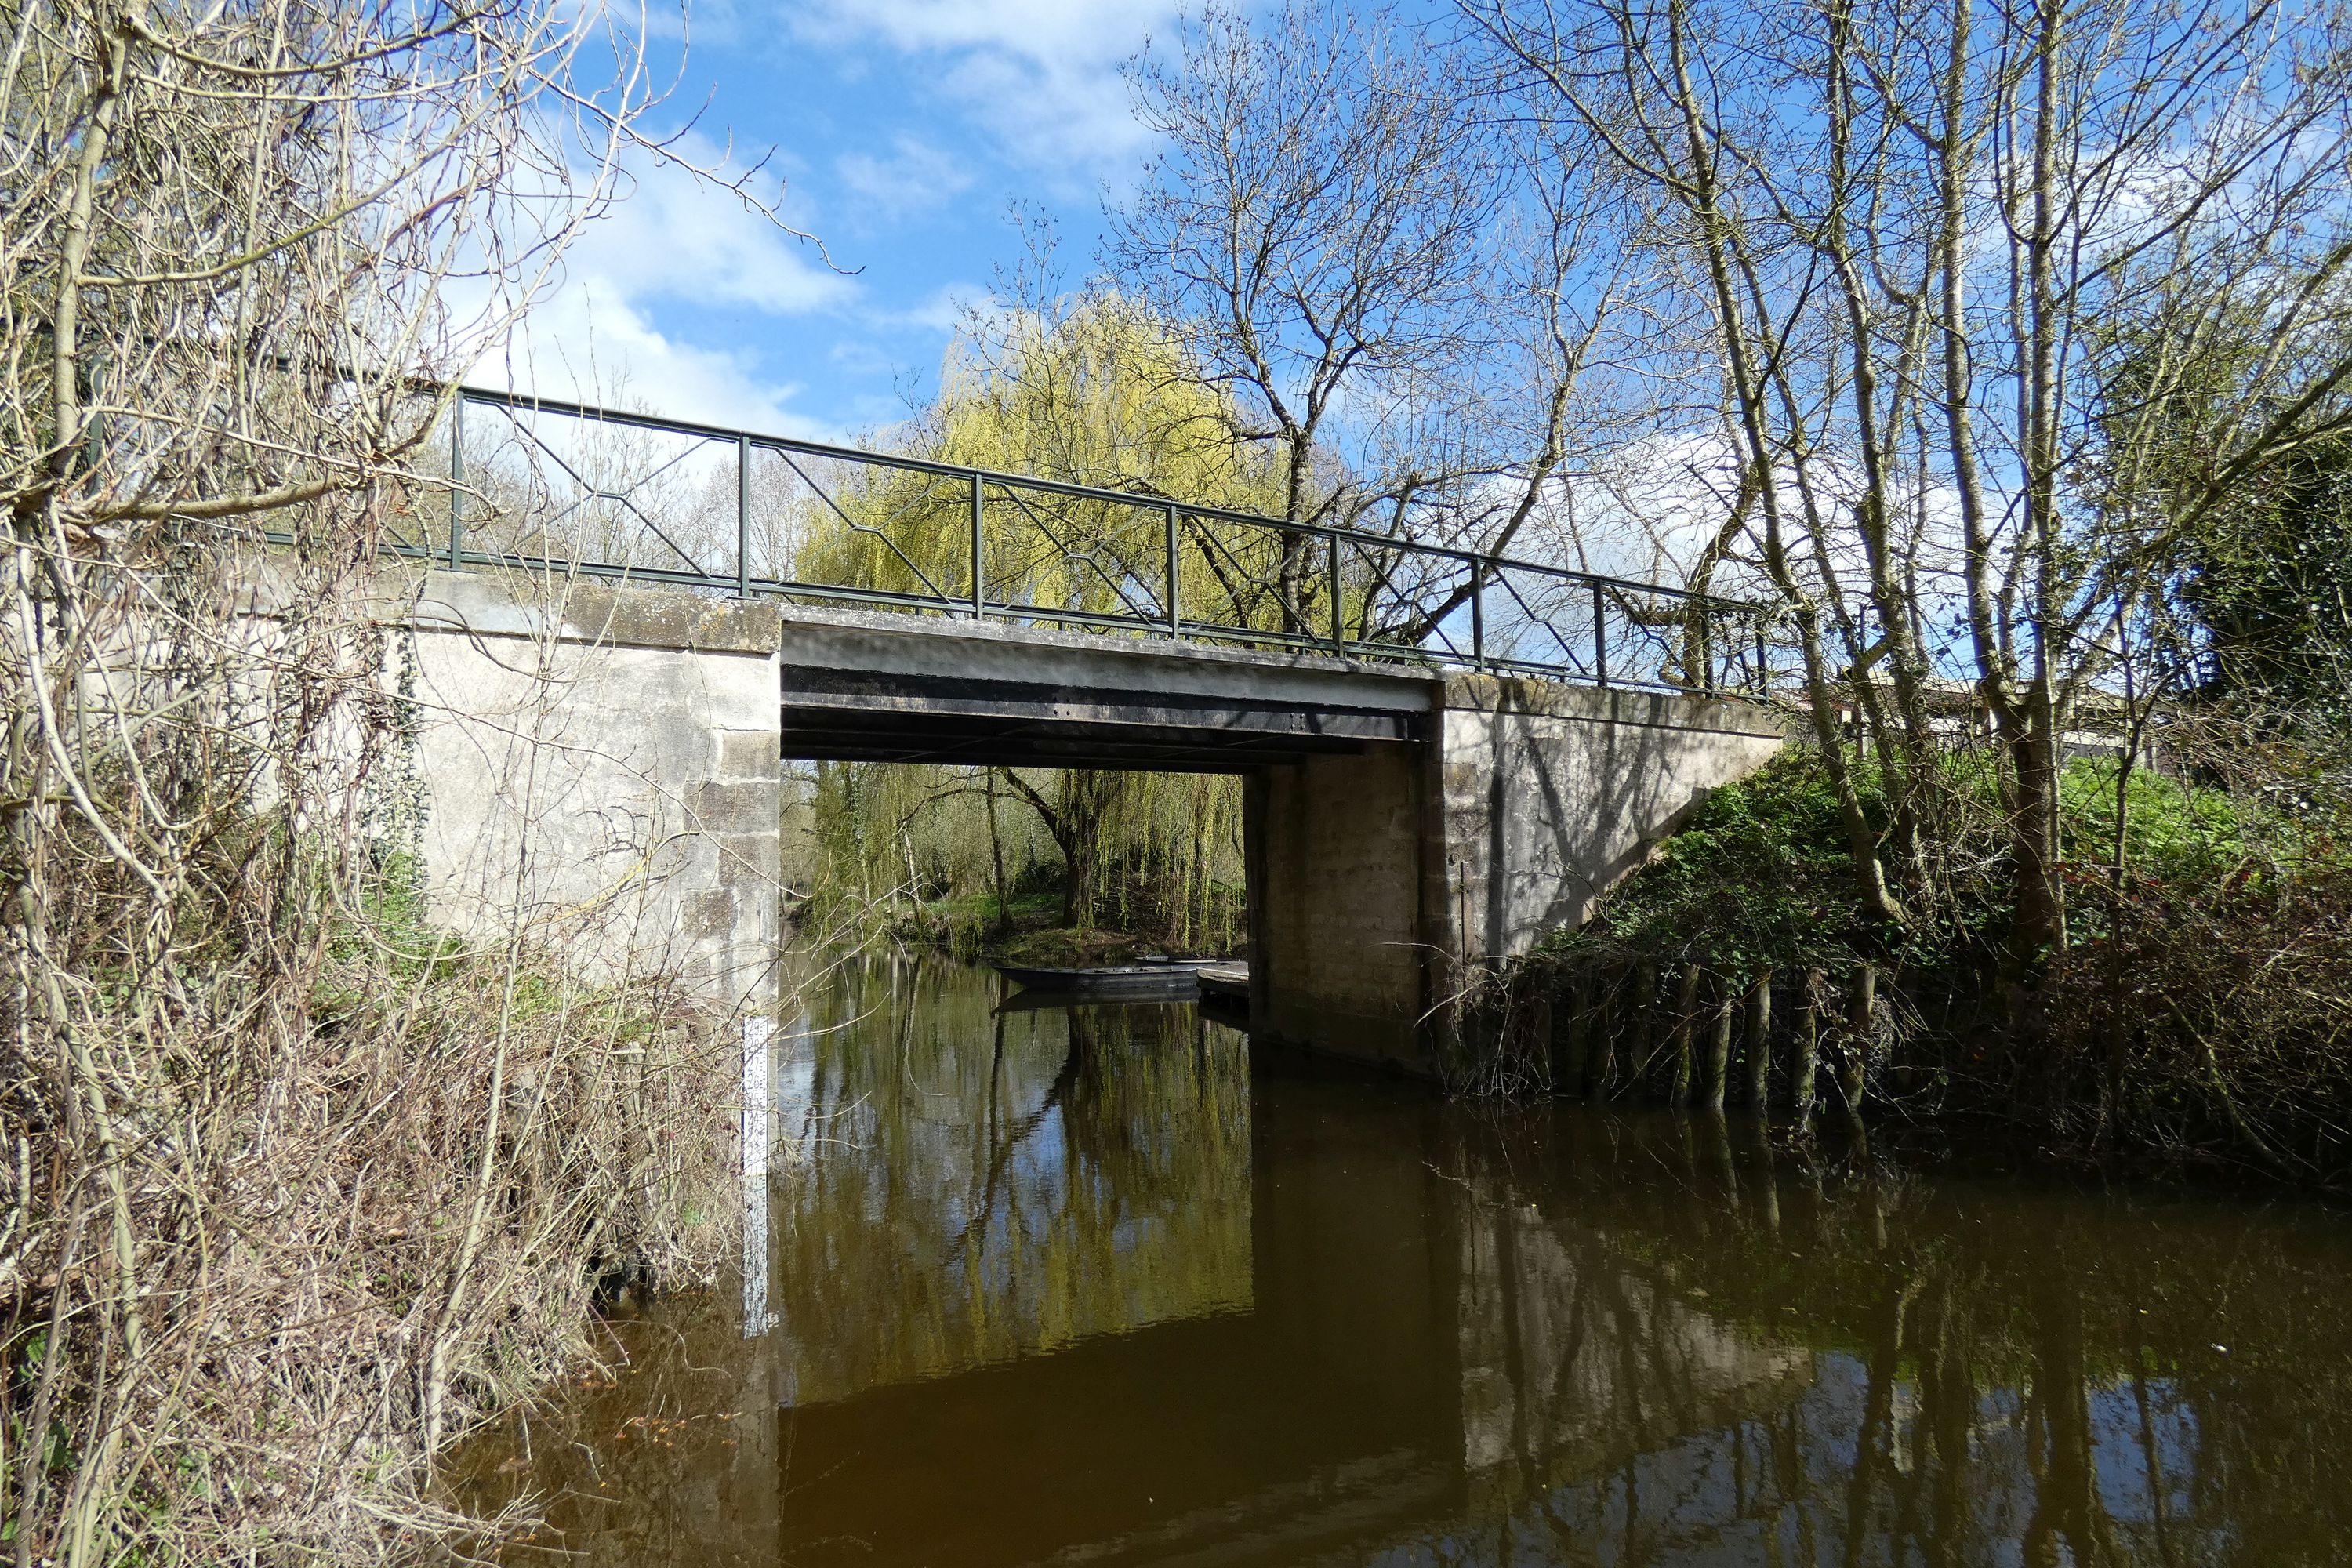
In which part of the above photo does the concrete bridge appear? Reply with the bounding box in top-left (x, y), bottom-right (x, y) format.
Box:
top-left (387, 564), bottom-right (1782, 1071)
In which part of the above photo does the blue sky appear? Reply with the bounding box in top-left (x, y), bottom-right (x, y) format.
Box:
top-left (492, 0), bottom-right (1205, 441)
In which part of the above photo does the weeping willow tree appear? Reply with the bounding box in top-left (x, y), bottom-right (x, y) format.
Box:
top-left (795, 293), bottom-right (1314, 627)
top-left (808, 759), bottom-right (1246, 949)
top-left (797, 297), bottom-right (1289, 946)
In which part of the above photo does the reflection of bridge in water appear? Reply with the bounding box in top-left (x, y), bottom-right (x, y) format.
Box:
top-left (737, 964), bottom-right (1818, 1566)
top-left (474, 961), bottom-right (2303, 1567)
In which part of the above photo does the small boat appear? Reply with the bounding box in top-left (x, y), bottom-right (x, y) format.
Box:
top-left (992, 957), bottom-right (1222, 1000)
top-left (1196, 962), bottom-right (1248, 1001)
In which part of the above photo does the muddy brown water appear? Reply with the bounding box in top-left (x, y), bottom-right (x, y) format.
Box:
top-left (459, 956), bottom-right (2352, 1565)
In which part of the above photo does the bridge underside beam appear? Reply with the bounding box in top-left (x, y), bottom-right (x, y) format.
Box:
top-left (779, 707), bottom-right (1377, 772)
top-left (775, 607), bottom-right (1432, 774)
top-left (779, 677), bottom-right (1410, 770)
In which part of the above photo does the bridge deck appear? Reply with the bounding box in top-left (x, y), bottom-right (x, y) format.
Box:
top-left (774, 605), bottom-right (1435, 772)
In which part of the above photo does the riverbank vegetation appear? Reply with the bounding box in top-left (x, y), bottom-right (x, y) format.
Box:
top-left (9, 862), bottom-right (735, 1562)
top-left (0, 2), bottom-right (777, 1560)
top-left (1476, 739), bottom-right (2352, 1181)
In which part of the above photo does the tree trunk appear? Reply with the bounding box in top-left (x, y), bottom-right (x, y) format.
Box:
top-left (1063, 848), bottom-right (1094, 928)
top-left (985, 768), bottom-right (1010, 935)
top-left (1555, 978), bottom-right (1584, 1097)
top-left (1703, 977), bottom-right (1734, 1111)
top-left (1585, 974), bottom-right (1617, 1098)
top-left (1792, 968), bottom-right (1824, 1122)
top-left (1669, 964), bottom-right (1702, 1103)
top-left (2004, 707), bottom-right (2067, 996)
top-left (1841, 963), bottom-right (1877, 1122)
top-left (1745, 969), bottom-right (1773, 1110)
top-left (1631, 961), bottom-right (1658, 1095)
top-left (1004, 768), bottom-right (1113, 929)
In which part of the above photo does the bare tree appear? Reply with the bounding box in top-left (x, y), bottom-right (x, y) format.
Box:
top-left (1465, 0), bottom-right (2352, 994)
top-left (1108, 0), bottom-right (1509, 630)
top-left (0, 0), bottom-right (806, 1559)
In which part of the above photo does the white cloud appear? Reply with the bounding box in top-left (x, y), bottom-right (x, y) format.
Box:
top-left (879, 281), bottom-right (985, 334)
top-left (798, 0), bottom-right (1162, 57)
top-left (467, 134), bottom-right (859, 437)
top-left (1561, 430), bottom-right (1996, 671)
top-left (477, 274), bottom-right (824, 435)
top-left (1570, 431), bottom-right (1754, 584)
top-left (827, 338), bottom-right (901, 377)
top-left (568, 133), bottom-right (858, 317)
top-left (836, 136), bottom-right (975, 225)
top-left (790, 0), bottom-right (1181, 178)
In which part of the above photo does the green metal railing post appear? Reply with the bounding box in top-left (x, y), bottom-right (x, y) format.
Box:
top-left (969, 474), bottom-right (985, 619)
top-left (1471, 560), bottom-right (1486, 671)
top-left (1592, 582), bottom-right (1609, 688)
top-left (1165, 504), bottom-right (1181, 635)
top-left (1327, 533), bottom-right (1344, 651)
top-left (735, 434), bottom-right (751, 598)
top-left (1754, 627), bottom-right (1769, 693)
top-left (447, 393), bottom-right (464, 569)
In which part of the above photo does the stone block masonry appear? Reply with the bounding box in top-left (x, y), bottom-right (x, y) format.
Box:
top-left (1247, 674), bottom-right (1786, 1073)
top-left (401, 570), bottom-right (783, 1014)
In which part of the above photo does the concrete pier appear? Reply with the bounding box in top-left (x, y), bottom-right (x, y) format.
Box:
top-left (400, 570), bottom-right (785, 1012)
top-left (1250, 677), bottom-right (1784, 1068)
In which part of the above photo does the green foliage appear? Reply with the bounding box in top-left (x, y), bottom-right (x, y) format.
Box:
top-left (794, 296), bottom-right (1298, 626)
top-left (2093, 307), bottom-right (2352, 713)
top-left (1544, 746), bottom-right (2265, 983)
top-left (2058, 757), bottom-right (2249, 887)
top-left (804, 758), bottom-right (1246, 956)
top-left (1541, 751), bottom-right (1879, 975)
top-left (318, 848), bottom-right (467, 1004)
top-left (2183, 432), bottom-right (2352, 710)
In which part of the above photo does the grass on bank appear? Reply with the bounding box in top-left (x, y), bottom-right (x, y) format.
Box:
top-left (1504, 746), bottom-right (2352, 1183)
top-left (1534, 748), bottom-right (2268, 980)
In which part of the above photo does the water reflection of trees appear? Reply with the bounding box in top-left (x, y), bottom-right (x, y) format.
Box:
top-left (459, 978), bottom-right (2352, 1568)
top-left (1430, 1108), bottom-right (2352, 1566)
top-left (771, 959), bottom-right (1252, 1403)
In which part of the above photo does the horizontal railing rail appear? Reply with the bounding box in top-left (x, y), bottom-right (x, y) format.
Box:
top-left (395, 383), bottom-right (1788, 697)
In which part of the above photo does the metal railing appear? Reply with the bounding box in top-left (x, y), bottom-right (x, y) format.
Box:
top-left (393, 385), bottom-right (1785, 697)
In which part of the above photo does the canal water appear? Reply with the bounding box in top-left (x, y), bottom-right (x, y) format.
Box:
top-left (462, 956), bottom-right (2352, 1565)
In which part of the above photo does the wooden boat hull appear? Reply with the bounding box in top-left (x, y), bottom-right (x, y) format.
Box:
top-left (1196, 962), bottom-right (1248, 1001)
